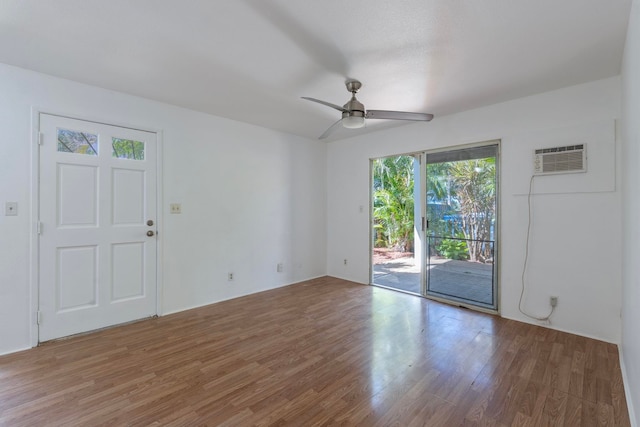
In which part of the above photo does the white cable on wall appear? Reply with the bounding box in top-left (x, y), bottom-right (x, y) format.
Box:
top-left (518, 175), bottom-right (555, 322)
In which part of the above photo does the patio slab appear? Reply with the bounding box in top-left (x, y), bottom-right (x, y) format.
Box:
top-left (373, 257), bottom-right (494, 307)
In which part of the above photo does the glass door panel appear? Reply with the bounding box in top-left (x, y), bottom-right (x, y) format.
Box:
top-left (371, 155), bottom-right (421, 294)
top-left (425, 145), bottom-right (498, 310)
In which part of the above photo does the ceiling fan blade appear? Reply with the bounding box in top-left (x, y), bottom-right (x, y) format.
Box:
top-left (319, 119), bottom-right (343, 140)
top-left (302, 97), bottom-right (348, 113)
top-left (366, 110), bottom-right (434, 121)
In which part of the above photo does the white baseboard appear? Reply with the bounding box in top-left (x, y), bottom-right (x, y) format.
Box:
top-left (0, 346), bottom-right (31, 357)
top-left (619, 345), bottom-right (638, 427)
top-left (161, 274), bottom-right (330, 317)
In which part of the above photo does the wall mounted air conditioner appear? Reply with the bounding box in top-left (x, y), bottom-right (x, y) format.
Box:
top-left (533, 144), bottom-right (586, 175)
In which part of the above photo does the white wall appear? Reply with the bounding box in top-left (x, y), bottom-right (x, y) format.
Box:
top-left (327, 77), bottom-right (622, 343)
top-left (621, 0), bottom-right (640, 424)
top-left (0, 39), bottom-right (634, 421)
top-left (0, 63), bottom-right (327, 355)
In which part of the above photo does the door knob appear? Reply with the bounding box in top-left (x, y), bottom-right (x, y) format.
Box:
top-left (147, 230), bottom-right (155, 237)
top-left (147, 220), bottom-right (154, 226)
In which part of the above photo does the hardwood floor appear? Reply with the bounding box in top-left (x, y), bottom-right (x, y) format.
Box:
top-left (0, 277), bottom-right (631, 426)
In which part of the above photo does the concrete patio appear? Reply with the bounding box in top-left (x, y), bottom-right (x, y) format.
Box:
top-left (373, 256), bottom-right (495, 308)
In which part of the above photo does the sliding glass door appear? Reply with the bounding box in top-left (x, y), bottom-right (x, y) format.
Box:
top-left (371, 143), bottom-right (499, 312)
top-left (425, 145), bottom-right (498, 310)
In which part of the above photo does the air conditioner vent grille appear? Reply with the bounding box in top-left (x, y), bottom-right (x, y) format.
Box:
top-left (534, 144), bottom-right (586, 175)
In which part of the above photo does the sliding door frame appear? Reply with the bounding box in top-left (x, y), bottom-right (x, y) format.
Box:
top-left (423, 140), bottom-right (501, 314)
top-left (369, 140), bottom-right (501, 315)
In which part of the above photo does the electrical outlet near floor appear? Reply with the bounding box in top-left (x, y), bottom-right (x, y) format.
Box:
top-left (550, 296), bottom-right (558, 307)
top-left (228, 272), bottom-right (234, 281)
top-left (5, 202), bottom-right (18, 216)
top-left (343, 259), bottom-right (348, 266)
top-left (277, 263), bottom-right (283, 273)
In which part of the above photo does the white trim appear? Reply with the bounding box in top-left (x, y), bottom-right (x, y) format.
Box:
top-left (160, 275), bottom-right (329, 316)
top-left (29, 108), bottom-right (41, 348)
top-left (29, 109), bottom-right (161, 135)
top-left (368, 159), bottom-right (374, 285)
top-left (0, 346), bottom-right (31, 357)
top-left (155, 130), bottom-right (164, 316)
top-left (332, 274), bottom-right (367, 285)
top-left (500, 313), bottom-right (619, 344)
top-left (30, 107), bottom-right (165, 346)
top-left (619, 345), bottom-right (638, 427)
top-left (495, 142), bottom-right (502, 315)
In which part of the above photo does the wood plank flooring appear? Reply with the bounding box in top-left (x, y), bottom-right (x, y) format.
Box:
top-left (0, 277), bottom-right (631, 426)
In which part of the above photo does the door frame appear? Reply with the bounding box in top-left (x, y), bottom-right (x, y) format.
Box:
top-left (29, 108), bottom-right (164, 347)
top-left (369, 140), bottom-right (501, 315)
top-left (423, 140), bottom-right (501, 314)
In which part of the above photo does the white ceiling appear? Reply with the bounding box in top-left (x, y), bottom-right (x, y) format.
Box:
top-left (0, 0), bottom-right (632, 141)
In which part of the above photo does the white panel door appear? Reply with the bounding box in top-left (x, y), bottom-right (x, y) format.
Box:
top-left (38, 114), bottom-right (157, 342)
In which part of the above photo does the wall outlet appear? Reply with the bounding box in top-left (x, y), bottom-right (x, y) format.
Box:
top-left (550, 296), bottom-right (558, 307)
top-left (343, 259), bottom-right (348, 266)
top-left (228, 272), bottom-right (234, 281)
top-left (5, 202), bottom-right (17, 216)
top-left (277, 263), bottom-right (283, 272)
top-left (170, 203), bottom-right (182, 214)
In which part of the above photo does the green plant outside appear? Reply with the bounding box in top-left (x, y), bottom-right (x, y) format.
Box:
top-left (427, 157), bottom-right (495, 262)
top-left (372, 155), bottom-right (415, 252)
top-left (373, 154), bottom-right (496, 262)
top-left (436, 237), bottom-right (469, 260)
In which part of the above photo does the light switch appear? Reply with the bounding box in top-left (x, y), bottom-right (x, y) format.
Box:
top-left (5, 202), bottom-right (17, 216)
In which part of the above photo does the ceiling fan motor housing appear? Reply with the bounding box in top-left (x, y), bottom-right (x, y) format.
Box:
top-left (342, 98), bottom-right (364, 118)
top-left (342, 94), bottom-right (365, 128)
top-left (343, 95), bottom-right (365, 118)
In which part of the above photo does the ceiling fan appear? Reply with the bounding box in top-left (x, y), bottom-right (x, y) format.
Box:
top-left (302, 79), bottom-right (434, 139)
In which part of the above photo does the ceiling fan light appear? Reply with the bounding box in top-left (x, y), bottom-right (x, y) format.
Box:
top-left (342, 115), bottom-right (365, 129)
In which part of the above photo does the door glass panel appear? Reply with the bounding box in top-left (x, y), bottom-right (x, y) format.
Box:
top-left (112, 138), bottom-right (145, 160)
top-left (57, 128), bottom-right (98, 156)
top-left (426, 145), bottom-right (498, 309)
top-left (371, 155), bottom-right (420, 294)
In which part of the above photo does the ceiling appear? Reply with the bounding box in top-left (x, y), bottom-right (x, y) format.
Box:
top-left (0, 0), bottom-right (632, 141)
